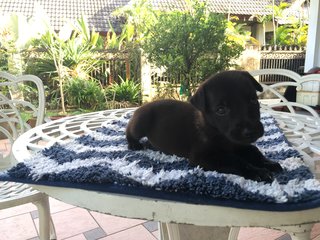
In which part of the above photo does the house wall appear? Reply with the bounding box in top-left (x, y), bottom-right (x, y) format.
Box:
top-left (254, 22), bottom-right (274, 45)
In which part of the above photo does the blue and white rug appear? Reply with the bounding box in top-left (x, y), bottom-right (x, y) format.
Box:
top-left (1, 111), bottom-right (320, 211)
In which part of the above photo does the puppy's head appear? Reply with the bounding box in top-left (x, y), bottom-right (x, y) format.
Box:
top-left (190, 70), bottom-right (264, 145)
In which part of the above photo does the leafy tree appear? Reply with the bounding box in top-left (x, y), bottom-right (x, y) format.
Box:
top-left (143, 1), bottom-right (243, 96)
top-left (0, 12), bottom-right (48, 102)
top-left (0, 12), bottom-right (47, 74)
top-left (113, 0), bottom-right (157, 47)
top-left (111, 0), bottom-right (158, 82)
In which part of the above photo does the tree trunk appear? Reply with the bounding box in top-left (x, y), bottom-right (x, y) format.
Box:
top-left (272, 0), bottom-right (277, 45)
top-left (125, 56), bottom-right (131, 80)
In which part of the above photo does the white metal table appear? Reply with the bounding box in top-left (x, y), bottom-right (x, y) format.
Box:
top-left (11, 106), bottom-right (320, 240)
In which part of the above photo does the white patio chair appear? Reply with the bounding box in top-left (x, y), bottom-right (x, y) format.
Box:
top-left (0, 72), bottom-right (56, 240)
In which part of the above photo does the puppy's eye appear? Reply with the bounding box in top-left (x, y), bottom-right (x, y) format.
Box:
top-left (216, 106), bottom-right (229, 116)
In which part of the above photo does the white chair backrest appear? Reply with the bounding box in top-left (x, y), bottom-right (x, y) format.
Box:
top-left (0, 72), bottom-right (45, 169)
top-left (249, 69), bottom-right (320, 173)
top-left (249, 68), bottom-right (320, 117)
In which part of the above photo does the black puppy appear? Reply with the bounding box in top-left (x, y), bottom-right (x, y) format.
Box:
top-left (126, 70), bottom-right (283, 182)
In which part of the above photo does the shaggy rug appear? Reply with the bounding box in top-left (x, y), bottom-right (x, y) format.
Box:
top-left (1, 111), bottom-right (320, 211)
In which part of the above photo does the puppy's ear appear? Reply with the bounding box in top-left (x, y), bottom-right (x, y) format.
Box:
top-left (242, 71), bottom-right (263, 92)
top-left (250, 77), bottom-right (263, 92)
top-left (189, 84), bottom-right (206, 112)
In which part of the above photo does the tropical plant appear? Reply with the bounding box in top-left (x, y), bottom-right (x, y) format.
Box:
top-left (72, 16), bottom-right (104, 48)
top-left (268, 1), bottom-right (290, 44)
top-left (225, 17), bottom-right (259, 47)
top-left (143, 0), bottom-right (243, 96)
top-left (105, 23), bottom-right (126, 50)
top-left (274, 22), bottom-right (308, 46)
top-left (36, 30), bottom-right (68, 113)
top-left (267, 1), bottom-right (307, 47)
top-left (105, 76), bottom-right (141, 104)
top-left (30, 16), bottom-right (104, 113)
top-left (64, 77), bottom-right (106, 110)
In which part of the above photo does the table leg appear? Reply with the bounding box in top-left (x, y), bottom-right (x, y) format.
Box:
top-left (159, 222), bottom-right (169, 240)
top-left (228, 227), bottom-right (241, 240)
top-left (277, 224), bottom-right (314, 240)
top-left (159, 223), bottom-right (231, 240)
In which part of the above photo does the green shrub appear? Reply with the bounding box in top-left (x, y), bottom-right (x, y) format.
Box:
top-left (65, 77), bottom-right (106, 110)
top-left (143, 1), bottom-right (243, 96)
top-left (105, 77), bottom-right (141, 104)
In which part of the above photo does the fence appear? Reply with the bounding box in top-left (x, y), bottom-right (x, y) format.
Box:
top-left (90, 50), bottom-right (138, 86)
top-left (149, 45), bottom-right (306, 86)
top-left (259, 45), bottom-right (306, 84)
top-left (14, 49), bottom-right (139, 87)
top-left (150, 68), bottom-right (202, 86)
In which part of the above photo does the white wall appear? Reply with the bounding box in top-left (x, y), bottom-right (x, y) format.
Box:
top-left (254, 22), bottom-right (274, 46)
top-left (305, 0), bottom-right (320, 72)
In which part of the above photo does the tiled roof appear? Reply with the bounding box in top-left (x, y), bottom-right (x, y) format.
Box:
top-left (0, 0), bottom-right (130, 32)
top-left (151, 0), bottom-right (278, 15)
top-left (0, 0), bottom-right (296, 32)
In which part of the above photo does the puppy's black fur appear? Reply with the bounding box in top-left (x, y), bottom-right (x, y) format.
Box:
top-left (126, 70), bottom-right (283, 182)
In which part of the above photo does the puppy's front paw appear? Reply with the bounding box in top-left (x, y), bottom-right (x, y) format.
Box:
top-left (264, 161), bottom-right (283, 173)
top-left (128, 142), bottom-right (143, 150)
top-left (245, 167), bottom-right (274, 183)
top-left (256, 168), bottom-right (274, 183)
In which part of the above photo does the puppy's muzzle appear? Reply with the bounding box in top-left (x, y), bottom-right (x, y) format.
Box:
top-left (230, 122), bottom-right (264, 144)
top-left (241, 128), bottom-right (262, 141)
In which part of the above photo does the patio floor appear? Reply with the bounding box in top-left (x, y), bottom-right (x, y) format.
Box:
top-left (1, 197), bottom-right (320, 240)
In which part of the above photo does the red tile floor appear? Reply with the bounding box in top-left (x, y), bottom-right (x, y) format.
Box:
top-left (2, 198), bottom-right (320, 240)
top-left (2, 141), bottom-right (320, 239)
